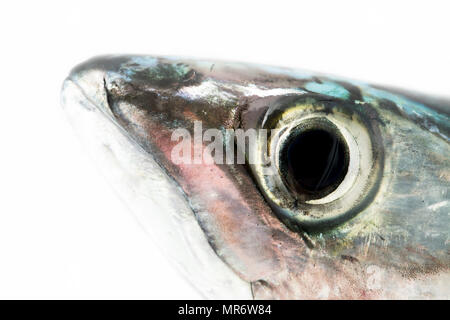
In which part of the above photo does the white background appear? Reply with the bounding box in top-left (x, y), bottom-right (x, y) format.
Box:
top-left (0, 1), bottom-right (448, 299)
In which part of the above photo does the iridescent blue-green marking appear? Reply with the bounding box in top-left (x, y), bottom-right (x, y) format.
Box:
top-left (304, 81), bottom-right (350, 99)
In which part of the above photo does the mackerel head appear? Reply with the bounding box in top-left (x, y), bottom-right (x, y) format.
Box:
top-left (61, 55), bottom-right (449, 299)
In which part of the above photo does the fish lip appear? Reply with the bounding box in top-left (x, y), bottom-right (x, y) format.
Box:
top-left (61, 67), bottom-right (146, 167)
top-left (61, 64), bottom-right (134, 159)
top-left (62, 57), bottom-right (117, 124)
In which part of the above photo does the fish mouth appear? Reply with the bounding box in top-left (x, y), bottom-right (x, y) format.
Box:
top-left (60, 61), bottom-right (253, 299)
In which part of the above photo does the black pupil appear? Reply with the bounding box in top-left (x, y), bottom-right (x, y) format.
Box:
top-left (286, 129), bottom-right (348, 193)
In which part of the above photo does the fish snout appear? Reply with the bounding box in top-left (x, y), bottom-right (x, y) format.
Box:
top-left (61, 55), bottom-right (129, 116)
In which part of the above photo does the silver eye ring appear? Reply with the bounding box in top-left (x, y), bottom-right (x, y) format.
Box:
top-left (248, 95), bottom-right (385, 231)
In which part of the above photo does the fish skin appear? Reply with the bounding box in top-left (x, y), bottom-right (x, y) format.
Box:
top-left (62, 55), bottom-right (450, 299)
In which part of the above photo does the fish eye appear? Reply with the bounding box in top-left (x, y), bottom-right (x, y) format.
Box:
top-left (279, 118), bottom-right (350, 201)
top-left (246, 95), bottom-right (384, 231)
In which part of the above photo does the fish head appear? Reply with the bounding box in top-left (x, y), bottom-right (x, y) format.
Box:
top-left (61, 55), bottom-right (450, 299)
